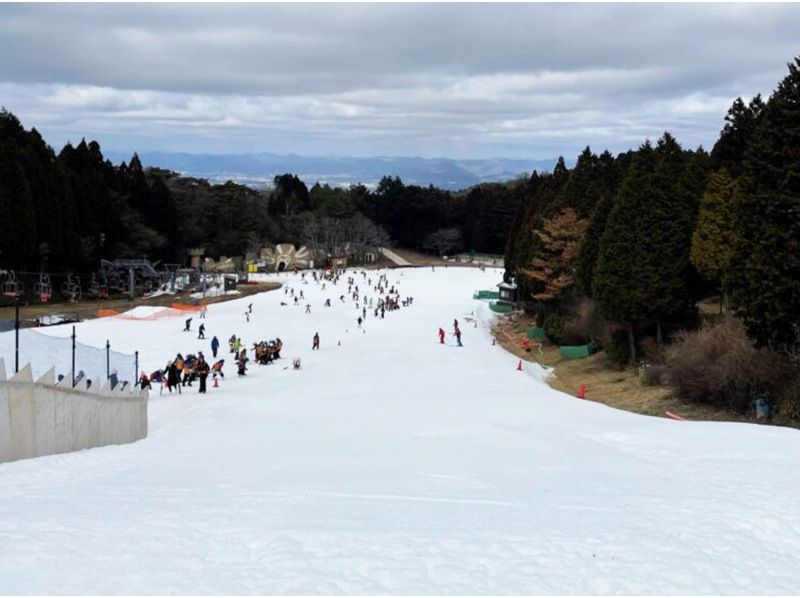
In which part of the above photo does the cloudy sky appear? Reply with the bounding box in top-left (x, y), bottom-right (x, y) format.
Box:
top-left (1, 3), bottom-right (799, 160)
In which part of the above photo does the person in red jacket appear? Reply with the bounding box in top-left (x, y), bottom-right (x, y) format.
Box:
top-left (438, 327), bottom-right (446, 344)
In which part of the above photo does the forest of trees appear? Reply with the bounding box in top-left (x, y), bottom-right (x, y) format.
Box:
top-left (0, 111), bottom-right (525, 275)
top-left (504, 57), bottom-right (800, 418)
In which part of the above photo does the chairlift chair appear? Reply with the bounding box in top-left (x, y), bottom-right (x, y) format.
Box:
top-left (1, 270), bottom-right (23, 299)
top-left (34, 273), bottom-right (52, 303)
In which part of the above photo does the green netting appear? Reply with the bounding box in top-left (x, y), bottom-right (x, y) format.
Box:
top-left (527, 327), bottom-right (545, 339)
top-left (559, 345), bottom-right (591, 359)
top-left (489, 302), bottom-right (513, 313)
top-left (473, 290), bottom-right (500, 300)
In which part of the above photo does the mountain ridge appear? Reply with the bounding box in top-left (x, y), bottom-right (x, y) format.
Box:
top-left (103, 150), bottom-right (561, 190)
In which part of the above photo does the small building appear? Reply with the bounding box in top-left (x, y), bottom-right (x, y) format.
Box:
top-left (497, 280), bottom-right (518, 306)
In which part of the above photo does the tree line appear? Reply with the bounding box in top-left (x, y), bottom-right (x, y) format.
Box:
top-left (504, 57), bottom-right (800, 418)
top-left (0, 109), bottom-right (525, 273)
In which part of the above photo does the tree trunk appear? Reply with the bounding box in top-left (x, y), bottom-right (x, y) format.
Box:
top-left (656, 318), bottom-right (663, 347)
top-left (628, 324), bottom-right (637, 365)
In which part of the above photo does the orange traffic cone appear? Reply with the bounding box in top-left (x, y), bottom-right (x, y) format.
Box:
top-left (213, 376), bottom-right (219, 388)
top-left (577, 384), bottom-right (586, 399)
top-left (517, 360), bottom-right (523, 371)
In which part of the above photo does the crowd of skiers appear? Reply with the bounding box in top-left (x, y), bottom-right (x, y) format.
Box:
top-left (137, 265), bottom-right (429, 396)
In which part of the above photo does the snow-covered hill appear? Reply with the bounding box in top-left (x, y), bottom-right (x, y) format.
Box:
top-left (0, 267), bottom-right (798, 594)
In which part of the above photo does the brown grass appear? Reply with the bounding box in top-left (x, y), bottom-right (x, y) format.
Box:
top-left (492, 312), bottom-right (757, 424)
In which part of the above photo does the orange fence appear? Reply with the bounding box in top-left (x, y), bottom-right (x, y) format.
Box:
top-left (96, 309), bottom-right (121, 318)
top-left (170, 303), bottom-right (204, 312)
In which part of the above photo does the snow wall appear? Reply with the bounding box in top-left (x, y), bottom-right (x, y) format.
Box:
top-left (0, 359), bottom-right (148, 464)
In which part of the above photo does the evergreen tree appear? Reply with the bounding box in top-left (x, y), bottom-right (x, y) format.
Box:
top-left (729, 57), bottom-right (800, 351)
top-left (594, 135), bottom-right (701, 360)
top-left (691, 169), bottom-right (737, 310)
top-left (710, 95), bottom-right (765, 177)
top-left (574, 191), bottom-right (614, 297)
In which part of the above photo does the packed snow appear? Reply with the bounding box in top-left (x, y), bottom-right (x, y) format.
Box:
top-left (0, 266), bottom-right (799, 595)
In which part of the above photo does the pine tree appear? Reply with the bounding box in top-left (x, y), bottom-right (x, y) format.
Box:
top-left (593, 134), bottom-right (701, 361)
top-left (729, 57), bottom-right (800, 351)
top-left (574, 192), bottom-right (614, 297)
top-left (691, 169), bottom-right (737, 310)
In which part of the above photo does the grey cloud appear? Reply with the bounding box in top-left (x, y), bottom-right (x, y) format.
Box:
top-left (1, 3), bottom-right (798, 159)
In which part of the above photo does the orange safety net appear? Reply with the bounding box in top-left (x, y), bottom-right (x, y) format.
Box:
top-left (170, 303), bottom-right (203, 312)
top-left (96, 309), bottom-right (121, 318)
top-left (117, 308), bottom-right (184, 320)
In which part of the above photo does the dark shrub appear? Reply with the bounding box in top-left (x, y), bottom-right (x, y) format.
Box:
top-left (665, 317), bottom-right (789, 413)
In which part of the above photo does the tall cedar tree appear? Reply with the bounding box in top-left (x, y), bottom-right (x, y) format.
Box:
top-left (729, 57), bottom-right (800, 351)
top-left (691, 169), bottom-right (738, 310)
top-left (593, 135), bottom-right (703, 361)
top-left (519, 208), bottom-right (588, 302)
top-left (710, 95), bottom-right (765, 178)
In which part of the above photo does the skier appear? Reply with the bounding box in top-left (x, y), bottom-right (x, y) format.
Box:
top-left (245, 311), bottom-right (250, 322)
top-left (237, 349), bottom-right (249, 376)
top-left (195, 355), bottom-right (210, 393)
top-left (455, 327), bottom-right (463, 347)
top-left (184, 317), bottom-right (192, 332)
top-left (198, 323), bottom-right (206, 339)
top-left (248, 303), bottom-right (253, 314)
top-left (138, 371), bottom-right (151, 390)
top-left (357, 317), bottom-right (362, 328)
top-left (438, 327), bottom-right (446, 344)
top-left (211, 335), bottom-right (220, 358)
top-left (312, 332), bottom-right (320, 350)
top-left (306, 304), bottom-right (311, 314)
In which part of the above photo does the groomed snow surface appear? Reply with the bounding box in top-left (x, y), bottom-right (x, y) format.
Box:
top-left (1, 267), bottom-right (799, 595)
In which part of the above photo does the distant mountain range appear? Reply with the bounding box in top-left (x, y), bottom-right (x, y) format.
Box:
top-left (103, 151), bottom-right (560, 190)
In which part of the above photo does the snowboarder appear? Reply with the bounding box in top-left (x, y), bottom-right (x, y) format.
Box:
top-left (184, 317), bottom-right (192, 332)
top-left (211, 335), bottom-right (220, 358)
top-left (438, 327), bottom-right (445, 344)
top-left (198, 323), bottom-right (206, 339)
top-left (195, 355), bottom-right (210, 393)
top-left (312, 332), bottom-right (320, 350)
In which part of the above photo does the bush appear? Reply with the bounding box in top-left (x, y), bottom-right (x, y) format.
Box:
top-left (559, 299), bottom-right (604, 345)
top-left (777, 373), bottom-right (800, 420)
top-left (665, 317), bottom-right (789, 413)
top-left (604, 326), bottom-right (631, 365)
top-left (639, 363), bottom-right (667, 386)
top-left (543, 314), bottom-right (567, 344)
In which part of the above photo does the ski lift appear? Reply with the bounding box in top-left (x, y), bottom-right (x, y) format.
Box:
top-left (61, 274), bottom-right (82, 302)
top-left (1, 270), bottom-right (23, 299)
top-left (34, 273), bottom-right (52, 303)
top-left (99, 274), bottom-right (109, 299)
top-left (88, 273), bottom-right (101, 298)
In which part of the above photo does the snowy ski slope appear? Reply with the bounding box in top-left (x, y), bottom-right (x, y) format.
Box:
top-left (0, 267), bottom-right (798, 594)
